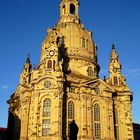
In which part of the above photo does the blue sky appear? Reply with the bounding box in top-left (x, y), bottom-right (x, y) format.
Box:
top-left (0, 0), bottom-right (140, 127)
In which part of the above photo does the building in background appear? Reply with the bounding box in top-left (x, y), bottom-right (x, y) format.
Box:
top-left (7, 0), bottom-right (134, 140)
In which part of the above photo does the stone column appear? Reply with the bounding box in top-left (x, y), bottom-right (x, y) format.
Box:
top-left (80, 95), bottom-right (87, 138)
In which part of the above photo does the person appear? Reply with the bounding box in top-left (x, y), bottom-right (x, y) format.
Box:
top-left (69, 120), bottom-right (78, 140)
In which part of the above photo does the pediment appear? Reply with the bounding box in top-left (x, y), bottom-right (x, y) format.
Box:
top-left (31, 75), bottom-right (59, 90)
top-left (81, 78), bottom-right (115, 93)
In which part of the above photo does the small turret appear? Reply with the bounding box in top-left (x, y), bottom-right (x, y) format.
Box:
top-left (109, 44), bottom-right (121, 74)
top-left (24, 53), bottom-right (32, 72)
top-left (20, 54), bottom-right (32, 85)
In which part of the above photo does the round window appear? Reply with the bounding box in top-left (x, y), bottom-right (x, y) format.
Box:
top-left (44, 81), bottom-right (51, 88)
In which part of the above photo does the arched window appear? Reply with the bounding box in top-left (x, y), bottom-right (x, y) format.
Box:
top-left (68, 101), bottom-right (74, 119)
top-left (43, 99), bottom-right (51, 117)
top-left (93, 104), bottom-right (101, 139)
top-left (81, 37), bottom-right (88, 48)
top-left (62, 5), bottom-right (66, 15)
top-left (114, 76), bottom-right (118, 85)
top-left (70, 4), bottom-right (76, 15)
top-left (81, 37), bottom-right (86, 48)
top-left (87, 66), bottom-right (93, 77)
top-left (47, 60), bottom-right (53, 69)
top-left (42, 99), bottom-right (51, 136)
top-left (114, 109), bottom-right (119, 140)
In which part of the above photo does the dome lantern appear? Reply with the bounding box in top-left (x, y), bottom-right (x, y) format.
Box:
top-left (59, 0), bottom-right (80, 24)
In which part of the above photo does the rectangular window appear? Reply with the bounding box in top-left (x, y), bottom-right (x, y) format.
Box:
top-left (86, 39), bottom-right (88, 47)
top-left (42, 119), bottom-right (50, 136)
top-left (69, 87), bottom-right (75, 93)
top-left (43, 107), bottom-right (51, 117)
top-left (115, 125), bottom-right (119, 140)
top-left (68, 121), bottom-right (71, 136)
top-left (114, 109), bottom-right (119, 140)
top-left (95, 123), bottom-right (101, 139)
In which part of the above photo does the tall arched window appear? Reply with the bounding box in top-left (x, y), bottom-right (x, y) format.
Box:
top-left (42, 99), bottom-right (51, 136)
top-left (68, 101), bottom-right (74, 119)
top-left (47, 60), bottom-right (53, 69)
top-left (93, 104), bottom-right (101, 139)
top-left (68, 101), bottom-right (74, 135)
top-left (81, 37), bottom-right (86, 48)
top-left (114, 76), bottom-right (118, 85)
top-left (86, 39), bottom-right (88, 48)
top-left (62, 5), bottom-right (66, 15)
top-left (114, 108), bottom-right (119, 140)
top-left (70, 4), bottom-right (76, 15)
top-left (87, 66), bottom-right (93, 77)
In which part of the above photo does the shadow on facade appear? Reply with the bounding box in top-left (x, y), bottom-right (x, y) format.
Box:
top-left (7, 112), bottom-right (20, 140)
top-left (57, 36), bottom-right (71, 140)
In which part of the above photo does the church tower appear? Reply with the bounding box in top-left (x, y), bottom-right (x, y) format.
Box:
top-left (108, 44), bottom-right (123, 86)
top-left (106, 45), bottom-right (134, 140)
top-left (7, 1), bottom-right (134, 140)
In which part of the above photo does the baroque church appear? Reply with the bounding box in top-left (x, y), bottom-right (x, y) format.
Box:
top-left (7, 0), bottom-right (134, 140)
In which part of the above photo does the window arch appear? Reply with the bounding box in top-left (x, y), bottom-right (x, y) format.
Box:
top-left (93, 104), bottom-right (101, 139)
top-left (70, 4), bottom-right (76, 15)
top-left (87, 66), bottom-right (93, 77)
top-left (42, 99), bottom-right (51, 136)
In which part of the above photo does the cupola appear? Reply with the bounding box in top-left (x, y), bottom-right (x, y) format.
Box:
top-left (59, 0), bottom-right (80, 23)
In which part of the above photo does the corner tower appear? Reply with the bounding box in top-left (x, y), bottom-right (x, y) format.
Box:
top-left (106, 45), bottom-right (134, 140)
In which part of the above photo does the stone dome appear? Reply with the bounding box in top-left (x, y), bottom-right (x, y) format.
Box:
top-left (39, 0), bottom-right (99, 79)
